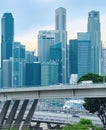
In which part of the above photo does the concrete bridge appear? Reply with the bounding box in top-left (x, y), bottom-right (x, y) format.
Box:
top-left (0, 83), bottom-right (105, 129)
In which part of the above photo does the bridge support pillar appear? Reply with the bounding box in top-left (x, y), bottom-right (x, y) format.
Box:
top-left (47, 122), bottom-right (51, 129)
top-left (21, 99), bottom-right (38, 130)
top-left (0, 100), bottom-right (11, 128)
top-left (2, 100), bottom-right (20, 129)
top-left (12, 99), bottom-right (29, 130)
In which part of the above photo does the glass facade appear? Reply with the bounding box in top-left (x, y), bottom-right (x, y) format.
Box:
top-left (87, 10), bottom-right (101, 75)
top-left (1, 13), bottom-right (14, 67)
top-left (25, 63), bottom-right (41, 86)
top-left (69, 40), bottom-right (78, 75)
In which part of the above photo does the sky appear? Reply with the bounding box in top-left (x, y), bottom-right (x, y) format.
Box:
top-left (0, 0), bottom-right (106, 53)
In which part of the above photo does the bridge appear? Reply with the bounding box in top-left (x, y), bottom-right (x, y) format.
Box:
top-left (0, 83), bottom-right (105, 130)
top-left (0, 83), bottom-right (106, 101)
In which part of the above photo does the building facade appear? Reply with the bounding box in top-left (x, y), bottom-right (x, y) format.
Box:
top-left (55, 7), bottom-right (67, 84)
top-left (38, 31), bottom-right (56, 62)
top-left (1, 13), bottom-right (14, 67)
top-left (77, 33), bottom-right (91, 78)
top-left (3, 59), bottom-right (12, 88)
top-left (102, 48), bottom-right (106, 76)
top-left (12, 42), bottom-right (26, 87)
top-left (69, 39), bottom-right (78, 76)
top-left (50, 43), bottom-right (62, 82)
top-left (25, 62), bottom-right (41, 86)
top-left (41, 62), bottom-right (58, 86)
top-left (87, 10), bottom-right (102, 75)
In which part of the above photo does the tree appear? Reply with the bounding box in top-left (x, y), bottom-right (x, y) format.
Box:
top-left (77, 73), bottom-right (104, 83)
top-left (84, 98), bottom-right (106, 129)
top-left (78, 73), bottom-right (106, 129)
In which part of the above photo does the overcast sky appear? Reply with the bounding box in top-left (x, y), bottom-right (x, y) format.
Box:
top-left (0, 0), bottom-right (106, 51)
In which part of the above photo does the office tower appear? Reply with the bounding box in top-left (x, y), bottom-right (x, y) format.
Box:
top-left (41, 62), bottom-right (58, 86)
top-left (12, 42), bottom-right (26, 87)
top-left (55, 7), bottom-right (67, 84)
top-left (87, 10), bottom-right (102, 75)
top-left (69, 39), bottom-right (78, 76)
top-left (25, 62), bottom-right (41, 86)
top-left (102, 48), bottom-right (106, 75)
top-left (3, 59), bottom-right (12, 88)
top-left (55, 7), bottom-right (66, 30)
top-left (1, 13), bottom-right (14, 67)
top-left (38, 30), bottom-right (55, 62)
top-left (50, 42), bottom-right (62, 82)
top-left (77, 33), bottom-right (91, 78)
top-left (0, 69), bottom-right (2, 88)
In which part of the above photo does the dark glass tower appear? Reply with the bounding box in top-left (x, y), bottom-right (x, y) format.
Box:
top-left (69, 39), bottom-right (78, 75)
top-left (1, 13), bottom-right (14, 68)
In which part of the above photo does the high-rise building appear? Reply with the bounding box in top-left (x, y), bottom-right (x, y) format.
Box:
top-left (38, 30), bottom-right (55, 62)
top-left (12, 42), bottom-right (26, 87)
top-left (69, 39), bottom-right (78, 76)
top-left (41, 62), bottom-right (58, 86)
top-left (55, 7), bottom-right (66, 31)
top-left (50, 43), bottom-right (62, 82)
top-left (25, 62), bottom-right (41, 86)
top-left (102, 48), bottom-right (106, 75)
top-left (0, 69), bottom-right (2, 88)
top-left (87, 10), bottom-right (102, 75)
top-left (1, 13), bottom-right (14, 68)
top-left (77, 33), bottom-right (91, 78)
top-left (3, 59), bottom-right (12, 88)
top-left (55, 7), bottom-right (67, 84)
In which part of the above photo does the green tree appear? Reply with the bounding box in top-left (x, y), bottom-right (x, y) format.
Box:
top-left (83, 98), bottom-right (106, 129)
top-left (78, 73), bottom-right (106, 129)
top-left (78, 73), bottom-right (104, 83)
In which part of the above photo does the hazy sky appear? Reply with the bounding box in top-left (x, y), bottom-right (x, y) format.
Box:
top-left (0, 0), bottom-right (106, 51)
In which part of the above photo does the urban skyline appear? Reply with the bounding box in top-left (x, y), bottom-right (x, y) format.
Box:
top-left (0, 7), bottom-right (103, 86)
top-left (0, 0), bottom-right (106, 51)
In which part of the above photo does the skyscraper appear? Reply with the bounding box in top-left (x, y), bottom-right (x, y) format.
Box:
top-left (50, 42), bottom-right (62, 82)
top-left (55, 7), bottom-right (67, 84)
top-left (3, 59), bottom-right (12, 88)
top-left (1, 13), bottom-right (14, 68)
top-left (25, 62), bottom-right (41, 86)
top-left (12, 42), bottom-right (26, 87)
top-left (77, 33), bottom-right (91, 78)
top-left (55, 7), bottom-right (66, 31)
top-left (69, 39), bottom-right (78, 76)
top-left (38, 30), bottom-right (55, 62)
top-left (87, 10), bottom-right (102, 75)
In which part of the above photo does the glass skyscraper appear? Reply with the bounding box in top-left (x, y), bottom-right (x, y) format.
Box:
top-left (12, 42), bottom-right (26, 87)
top-left (1, 13), bottom-right (14, 68)
top-left (38, 31), bottom-right (55, 62)
top-left (78, 33), bottom-right (91, 78)
top-left (87, 10), bottom-right (102, 75)
top-left (69, 39), bottom-right (78, 76)
top-left (55, 7), bottom-right (67, 84)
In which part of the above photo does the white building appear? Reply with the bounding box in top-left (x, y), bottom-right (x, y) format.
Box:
top-left (38, 30), bottom-right (56, 62)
